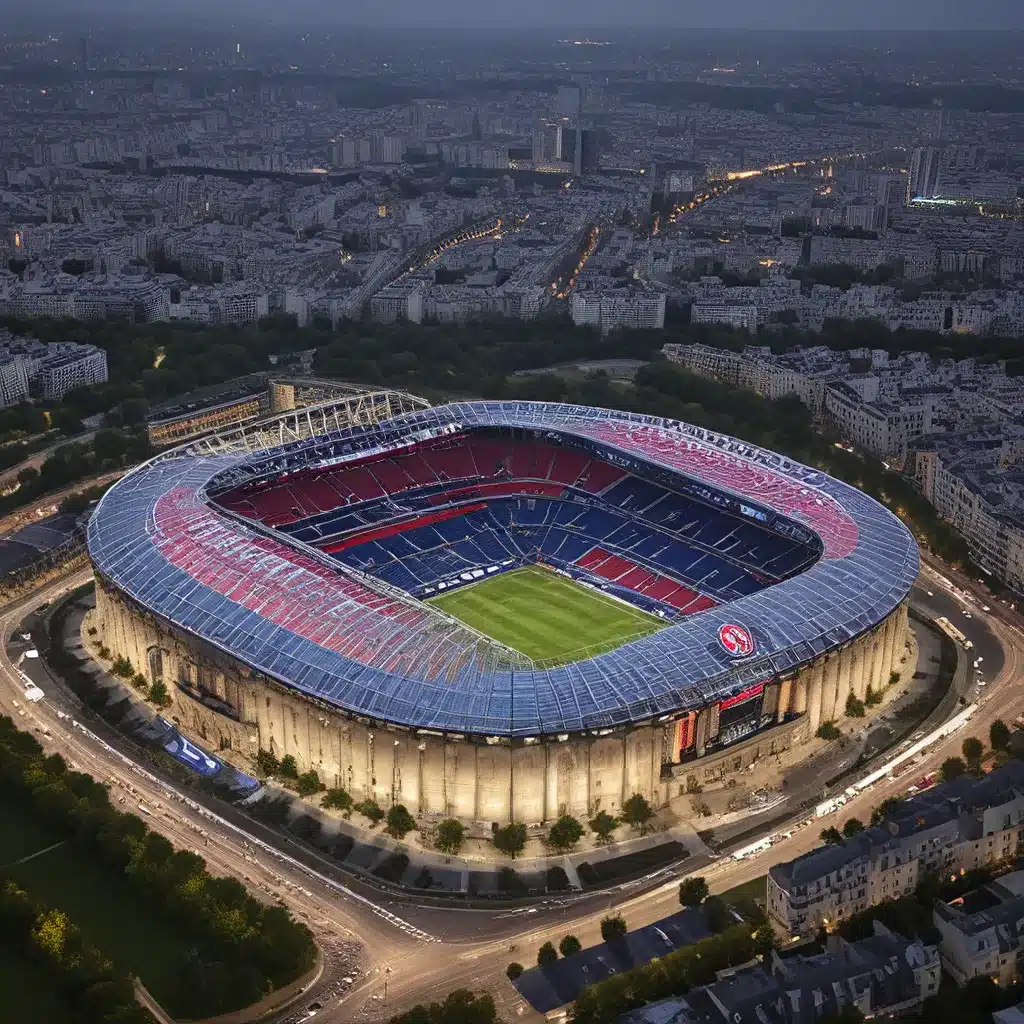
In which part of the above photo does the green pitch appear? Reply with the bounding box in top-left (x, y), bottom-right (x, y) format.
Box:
top-left (427, 564), bottom-right (665, 665)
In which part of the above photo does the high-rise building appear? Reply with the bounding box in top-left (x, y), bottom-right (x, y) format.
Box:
top-left (79, 37), bottom-right (88, 70)
top-left (907, 146), bottom-right (942, 202)
top-left (556, 84), bottom-right (582, 116)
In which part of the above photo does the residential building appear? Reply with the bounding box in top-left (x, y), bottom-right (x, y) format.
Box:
top-left (38, 344), bottom-right (108, 400)
top-left (768, 761), bottom-right (1024, 937)
top-left (619, 922), bottom-right (939, 1024)
top-left (690, 303), bottom-right (759, 334)
top-left (933, 872), bottom-right (1024, 987)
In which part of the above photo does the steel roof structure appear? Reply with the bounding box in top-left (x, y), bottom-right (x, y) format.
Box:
top-left (86, 401), bottom-right (918, 737)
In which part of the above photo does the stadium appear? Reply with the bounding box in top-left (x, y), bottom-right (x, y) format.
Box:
top-left (86, 393), bottom-right (919, 825)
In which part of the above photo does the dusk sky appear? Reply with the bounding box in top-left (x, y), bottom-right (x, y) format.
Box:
top-left (35, 0), bottom-right (1024, 31)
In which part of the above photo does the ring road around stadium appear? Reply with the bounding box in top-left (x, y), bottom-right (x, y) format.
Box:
top-left (87, 395), bottom-right (918, 824)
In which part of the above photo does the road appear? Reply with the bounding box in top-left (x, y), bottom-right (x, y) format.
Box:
top-left (0, 559), bottom-right (1020, 1023)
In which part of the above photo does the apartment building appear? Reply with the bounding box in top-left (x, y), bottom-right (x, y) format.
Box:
top-left (933, 872), bottom-right (1024, 987)
top-left (768, 760), bottom-right (1024, 937)
top-left (620, 922), bottom-right (939, 1024)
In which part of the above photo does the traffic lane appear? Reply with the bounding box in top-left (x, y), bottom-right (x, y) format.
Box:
top-left (911, 582), bottom-right (1003, 682)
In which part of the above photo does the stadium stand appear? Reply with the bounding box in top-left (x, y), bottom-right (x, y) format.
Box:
top-left (215, 431), bottom-right (820, 618)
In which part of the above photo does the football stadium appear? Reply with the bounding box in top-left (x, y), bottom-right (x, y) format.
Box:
top-left (86, 394), bottom-right (919, 824)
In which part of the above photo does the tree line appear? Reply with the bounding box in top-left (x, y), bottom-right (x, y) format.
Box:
top-left (0, 879), bottom-right (153, 1024)
top-left (0, 715), bottom-right (316, 1019)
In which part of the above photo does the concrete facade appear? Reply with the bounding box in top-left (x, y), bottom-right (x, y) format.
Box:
top-left (94, 579), bottom-right (910, 825)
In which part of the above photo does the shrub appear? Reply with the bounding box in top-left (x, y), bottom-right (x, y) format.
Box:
top-left (506, 962), bottom-right (524, 980)
top-left (940, 756), bottom-right (966, 782)
top-left (435, 818), bottom-right (465, 855)
top-left (679, 876), bottom-right (709, 907)
top-left (865, 686), bottom-right (883, 706)
top-left (149, 679), bottom-right (171, 709)
top-left (111, 655), bottom-right (133, 677)
top-left (354, 799), bottom-right (384, 825)
top-left (254, 749), bottom-right (280, 777)
top-left (621, 793), bottom-right (655, 832)
top-left (278, 754), bottom-right (299, 779)
top-left (385, 804), bottom-right (416, 840)
top-left (559, 934), bottom-right (582, 957)
top-left (845, 693), bottom-right (865, 717)
top-left (492, 822), bottom-right (527, 859)
top-left (537, 941), bottom-right (558, 967)
top-left (816, 721), bottom-right (841, 741)
top-left (842, 818), bottom-right (865, 838)
top-left (322, 788), bottom-right (352, 812)
top-left (295, 770), bottom-right (324, 798)
top-left (600, 915), bottom-right (627, 941)
top-left (820, 826), bottom-right (843, 845)
top-left (588, 809), bottom-right (618, 843)
top-left (546, 814), bottom-right (584, 852)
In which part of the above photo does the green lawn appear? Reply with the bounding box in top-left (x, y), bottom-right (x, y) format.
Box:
top-left (428, 564), bottom-right (665, 665)
top-left (0, 796), bottom-right (193, 1013)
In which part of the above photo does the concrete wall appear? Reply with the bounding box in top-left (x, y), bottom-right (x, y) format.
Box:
top-left (94, 579), bottom-right (910, 826)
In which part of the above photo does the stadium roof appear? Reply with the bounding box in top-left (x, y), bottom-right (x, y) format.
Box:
top-left (86, 401), bottom-right (918, 737)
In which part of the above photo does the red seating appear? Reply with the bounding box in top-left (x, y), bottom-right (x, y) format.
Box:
top-left (320, 504), bottom-right (485, 553)
top-left (574, 421), bottom-right (858, 558)
top-left (574, 547), bottom-right (715, 617)
top-left (546, 450), bottom-right (587, 486)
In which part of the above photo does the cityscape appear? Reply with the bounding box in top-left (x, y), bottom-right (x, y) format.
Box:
top-left (2, 8), bottom-right (1024, 1024)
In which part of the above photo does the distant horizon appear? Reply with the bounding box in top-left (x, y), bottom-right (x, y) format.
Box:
top-left (14, 0), bottom-right (1024, 34)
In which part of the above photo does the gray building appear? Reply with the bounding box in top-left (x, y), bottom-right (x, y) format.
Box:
top-left (620, 921), bottom-right (939, 1024)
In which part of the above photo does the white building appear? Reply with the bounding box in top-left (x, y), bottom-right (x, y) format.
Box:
top-left (38, 344), bottom-right (108, 400)
top-left (690, 303), bottom-right (758, 334)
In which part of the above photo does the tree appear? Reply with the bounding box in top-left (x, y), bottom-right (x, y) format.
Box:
top-left (842, 818), bottom-right (865, 838)
top-left (589, 810), bottom-right (618, 843)
top-left (354, 799), bottom-right (384, 824)
top-left (278, 754), bottom-right (299, 780)
top-left (600, 915), bottom-right (627, 941)
top-left (492, 822), bottom-right (528, 859)
top-left (678, 876), bottom-right (710, 907)
top-left (845, 692), bottom-right (865, 717)
top-left (149, 679), bottom-right (171, 709)
top-left (871, 797), bottom-right (904, 826)
top-left (817, 721), bottom-right (841, 741)
top-left (131, 672), bottom-right (149, 695)
top-left (865, 686), bottom-right (882, 706)
top-left (295, 770), bottom-right (324, 798)
top-left (621, 793), bottom-right (655, 832)
top-left (559, 934), bottom-right (582, 957)
top-left (820, 827), bottom-right (843, 845)
top-left (547, 814), bottom-right (584, 852)
top-left (322, 788), bottom-right (352, 812)
top-left (506, 963), bottom-right (524, 981)
top-left (254, 750), bottom-right (280, 777)
top-left (537, 941), bottom-right (558, 967)
top-left (435, 818), bottom-right (465, 855)
top-left (385, 804), bottom-right (416, 840)
top-left (962, 736), bottom-right (984, 769)
top-left (941, 756), bottom-right (967, 782)
top-left (991, 719), bottom-right (1011, 752)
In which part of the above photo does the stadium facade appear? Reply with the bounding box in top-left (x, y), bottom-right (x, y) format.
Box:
top-left (87, 395), bottom-right (918, 824)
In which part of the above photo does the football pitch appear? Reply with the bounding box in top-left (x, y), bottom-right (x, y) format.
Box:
top-left (427, 564), bottom-right (665, 665)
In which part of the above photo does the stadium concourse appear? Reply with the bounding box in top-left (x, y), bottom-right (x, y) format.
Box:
top-left (86, 400), bottom-right (918, 825)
